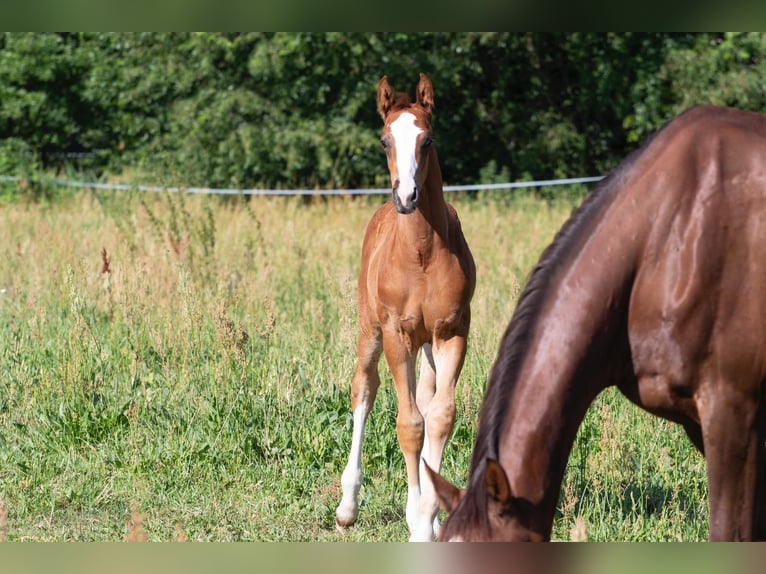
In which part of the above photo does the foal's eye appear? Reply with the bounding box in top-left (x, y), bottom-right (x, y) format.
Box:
top-left (380, 137), bottom-right (388, 149)
top-left (422, 136), bottom-right (433, 148)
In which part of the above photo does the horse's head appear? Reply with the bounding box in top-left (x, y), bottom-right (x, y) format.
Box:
top-left (426, 460), bottom-right (548, 542)
top-left (377, 73), bottom-right (436, 214)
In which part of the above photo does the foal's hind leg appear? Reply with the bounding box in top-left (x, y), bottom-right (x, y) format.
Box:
top-left (411, 334), bottom-right (467, 542)
top-left (415, 344), bottom-right (440, 536)
top-left (336, 325), bottom-right (382, 528)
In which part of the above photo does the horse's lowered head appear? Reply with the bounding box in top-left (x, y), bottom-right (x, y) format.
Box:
top-left (425, 460), bottom-right (548, 542)
top-left (377, 73), bottom-right (437, 214)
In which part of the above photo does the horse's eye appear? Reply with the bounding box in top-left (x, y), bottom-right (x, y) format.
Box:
top-left (380, 137), bottom-right (388, 148)
top-left (422, 136), bottom-right (433, 148)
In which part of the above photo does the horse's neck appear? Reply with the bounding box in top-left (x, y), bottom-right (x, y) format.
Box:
top-left (395, 156), bottom-right (449, 261)
top-left (494, 186), bottom-right (645, 531)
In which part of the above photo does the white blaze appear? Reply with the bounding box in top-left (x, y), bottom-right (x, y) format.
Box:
top-left (390, 112), bottom-right (423, 205)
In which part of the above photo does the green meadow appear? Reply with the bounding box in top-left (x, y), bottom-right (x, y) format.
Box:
top-left (0, 189), bottom-right (708, 541)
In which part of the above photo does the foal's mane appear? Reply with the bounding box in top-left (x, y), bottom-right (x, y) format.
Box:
top-left (388, 92), bottom-right (431, 117)
top-left (462, 111), bottom-right (687, 505)
top-left (392, 93), bottom-right (412, 111)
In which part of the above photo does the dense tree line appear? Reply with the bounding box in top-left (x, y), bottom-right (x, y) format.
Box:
top-left (2, 32), bottom-right (766, 192)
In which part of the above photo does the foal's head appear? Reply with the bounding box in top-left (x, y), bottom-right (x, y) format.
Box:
top-left (377, 73), bottom-right (436, 214)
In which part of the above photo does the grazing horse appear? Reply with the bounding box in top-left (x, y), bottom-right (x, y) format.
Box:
top-left (335, 73), bottom-right (475, 542)
top-left (428, 105), bottom-right (766, 541)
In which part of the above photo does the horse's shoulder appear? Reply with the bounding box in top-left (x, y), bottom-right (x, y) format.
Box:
top-left (363, 202), bottom-right (395, 237)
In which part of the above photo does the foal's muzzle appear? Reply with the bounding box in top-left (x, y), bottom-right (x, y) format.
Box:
top-left (393, 185), bottom-right (418, 214)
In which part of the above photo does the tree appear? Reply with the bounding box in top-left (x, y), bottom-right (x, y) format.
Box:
top-left (3, 33), bottom-right (766, 196)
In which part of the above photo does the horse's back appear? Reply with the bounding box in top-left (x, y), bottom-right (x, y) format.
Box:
top-left (627, 105), bottom-right (766, 411)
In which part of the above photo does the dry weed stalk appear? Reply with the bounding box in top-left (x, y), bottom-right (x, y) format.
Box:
top-left (336, 272), bottom-right (356, 353)
top-left (100, 247), bottom-right (112, 275)
top-left (570, 516), bottom-right (590, 542)
top-left (214, 299), bottom-right (250, 356)
top-left (257, 296), bottom-right (276, 340)
top-left (560, 478), bottom-right (579, 518)
top-left (100, 247), bottom-right (115, 320)
top-left (168, 233), bottom-right (190, 258)
top-left (127, 400), bottom-right (140, 422)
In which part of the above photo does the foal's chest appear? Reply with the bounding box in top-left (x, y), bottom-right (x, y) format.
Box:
top-left (373, 250), bottom-right (469, 345)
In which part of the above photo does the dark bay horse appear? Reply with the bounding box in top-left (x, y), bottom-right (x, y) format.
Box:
top-left (335, 74), bottom-right (476, 541)
top-left (428, 105), bottom-right (766, 541)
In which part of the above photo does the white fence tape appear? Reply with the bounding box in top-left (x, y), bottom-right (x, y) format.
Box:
top-left (0, 174), bottom-right (604, 196)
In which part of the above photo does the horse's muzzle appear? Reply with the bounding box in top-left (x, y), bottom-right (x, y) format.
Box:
top-left (393, 187), bottom-right (418, 214)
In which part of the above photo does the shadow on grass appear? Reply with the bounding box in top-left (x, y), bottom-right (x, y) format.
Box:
top-left (559, 475), bottom-right (709, 540)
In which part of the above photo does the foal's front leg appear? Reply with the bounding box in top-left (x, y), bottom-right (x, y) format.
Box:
top-left (336, 326), bottom-right (382, 529)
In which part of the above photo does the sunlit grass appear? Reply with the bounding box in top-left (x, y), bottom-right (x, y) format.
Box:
top-left (0, 189), bottom-right (707, 541)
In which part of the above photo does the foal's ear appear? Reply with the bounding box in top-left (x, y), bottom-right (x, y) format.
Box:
top-left (484, 458), bottom-right (512, 507)
top-left (416, 73), bottom-right (435, 114)
top-left (424, 462), bottom-right (463, 514)
top-left (377, 75), bottom-right (396, 120)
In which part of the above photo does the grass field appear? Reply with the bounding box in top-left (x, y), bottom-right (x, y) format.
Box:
top-left (0, 188), bottom-right (708, 541)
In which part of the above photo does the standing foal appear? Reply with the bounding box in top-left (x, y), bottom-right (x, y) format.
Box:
top-left (335, 73), bottom-right (475, 541)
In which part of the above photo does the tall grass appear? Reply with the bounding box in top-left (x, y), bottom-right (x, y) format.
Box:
top-left (0, 190), bottom-right (707, 541)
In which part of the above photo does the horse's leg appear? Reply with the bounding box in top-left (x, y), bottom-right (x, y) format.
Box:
top-left (382, 332), bottom-right (422, 539)
top-left (752, 407), bottom-right (766, 540)
top-left (411, 335), bottom-right (467, 542)
top-left (700, 385), bottom-right (760, 541)
top-left (416, 343), bottom-right (437, 418)
top-left (681, 420), bottom-right (704, 454)
top-left (415, 343), bottom-right (439, 536)
top-left (335, 324), bottom-right (382, 528)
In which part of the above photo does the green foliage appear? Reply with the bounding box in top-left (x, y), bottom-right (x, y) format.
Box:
top-left (664, 33), bottom-right (766, 111)
top-left (624, 33), bottom-right (766, 144)
top-left (0, 139), bottom-right (37, 199)
top-left (0, 34), bottom-right (89, 158)
top-left (4, 33), bottom-right (766, 196)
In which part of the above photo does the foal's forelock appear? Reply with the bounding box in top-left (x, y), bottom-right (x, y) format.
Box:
top-left (387, 111), bottom-right (427, 213)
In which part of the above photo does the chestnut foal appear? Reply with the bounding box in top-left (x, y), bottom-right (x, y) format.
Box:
top-left (335, 74), bottom-right (475, 541)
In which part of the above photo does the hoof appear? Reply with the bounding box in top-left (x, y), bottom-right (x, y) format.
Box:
top-left (335, 521), bottom-right (350, 534)
top-left (335, 508), bottom-right (358, 531)
top-left (408, 532), bottom-right (434, 543)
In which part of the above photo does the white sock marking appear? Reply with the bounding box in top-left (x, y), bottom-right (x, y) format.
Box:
top-left (337, 403), bottom-right (367, 525)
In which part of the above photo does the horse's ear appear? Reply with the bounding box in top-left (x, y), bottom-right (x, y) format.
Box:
top-left (424, 462), bottom-right (463, 514)
top-left (416, 73), bottom-right (435, 114)
top-left (484, 458), bottom-right (512, 507)
top-left (377, 75), bottom-right (396, 120)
